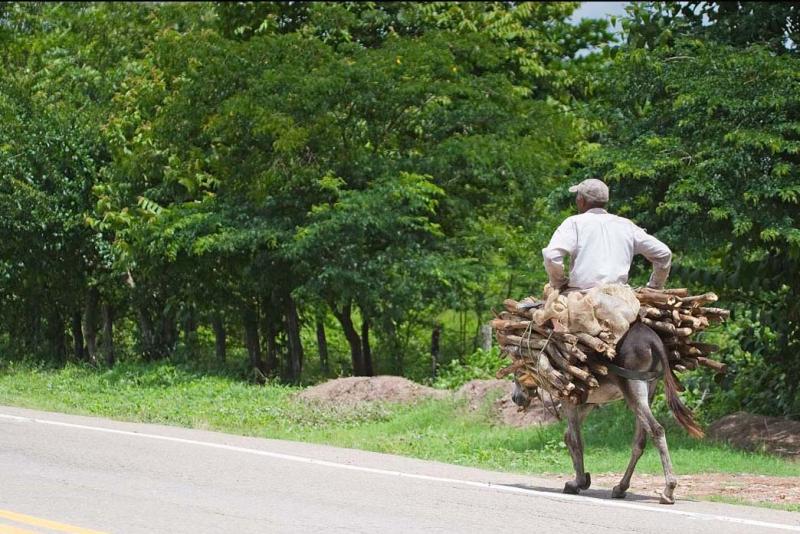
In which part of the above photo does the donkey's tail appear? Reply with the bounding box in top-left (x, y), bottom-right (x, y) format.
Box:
top-left (656, 341), bottom-right (704, 438)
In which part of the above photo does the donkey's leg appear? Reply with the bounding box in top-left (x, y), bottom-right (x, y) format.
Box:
top-left (613, 380), bottom-right (657, 499)
top-left (562, 404), bottom-right (594, 495)
top-left (622, 380), bottom-right (678, 504)
top-left (611, 419), bottom-right (646, 499)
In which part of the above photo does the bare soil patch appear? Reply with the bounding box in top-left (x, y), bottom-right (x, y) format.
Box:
top-left (456, 379), bottom-right (559, 427)
top-left (707, 411), bottom-right (800, 458)
top-left (297, 376), bottom-right (449, 404)
top-left (584, 472), bottom-right (800, 506)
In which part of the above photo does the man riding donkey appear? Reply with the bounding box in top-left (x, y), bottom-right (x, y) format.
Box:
top-left (514, 178), bottom-right (703, 504)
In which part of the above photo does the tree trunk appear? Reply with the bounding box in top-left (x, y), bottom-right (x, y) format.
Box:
top-left (101, 302), bottom-right (115, 367)
top-left (479, 324), bottom-right (492, 352)
top-left (71, 311), bottom-right (85, 362)
top-left (361, 315), bottom-right (374, 376)
top-left (136, 303), bottom-right (176, 360)
top-left (284, 296), bottom-right (304, 383)
top-left (211, 312), bottom-right (226, 364)
top-left (332, 301), bottom-right (364, 376)
top-left (183, 306), bottom-right (198, 349)
top-left (83, 286), bottom-right (99, 363)
top-left (243, 303), bottom-right (265, 380)
top-left (260, 294), bottom-right (279, 377)
top-left (316, 317), bottom-right (329, 375)
top-left (47, 311), bottom-right (66, 363)
top-left (264, 320), bottom-right (278, 377)
top-left (160, 312), bottom-right (178, 355)
top-left (136, 306), bottom-right (156, 360)
top-left (431, 324), bottom-right (441, 379)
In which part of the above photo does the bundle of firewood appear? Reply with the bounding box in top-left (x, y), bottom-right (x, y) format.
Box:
top-left (492, 288), bottom-right (730, 406)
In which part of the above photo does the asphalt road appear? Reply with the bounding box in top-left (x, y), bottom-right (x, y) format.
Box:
top-left (0, 406), bottom-right (798, 534)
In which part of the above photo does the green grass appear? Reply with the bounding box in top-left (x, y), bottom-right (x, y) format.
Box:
top-left (0, 360), bottom-right (796, 482)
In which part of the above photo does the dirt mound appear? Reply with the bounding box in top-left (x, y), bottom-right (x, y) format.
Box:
top-left (456, 379), bottom-right (513, 411)
top-left (456, 379), bottom-right (559, 427)
top-left (297, 376), bottom-right (449, 404)
top-left (708, 411), bottom-right (800, 458)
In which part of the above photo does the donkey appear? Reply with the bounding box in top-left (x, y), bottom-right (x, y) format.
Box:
top-left (511, 320), bottom-right (703, 505)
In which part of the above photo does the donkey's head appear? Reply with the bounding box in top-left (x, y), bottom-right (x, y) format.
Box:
top-left (511, 377), bottom-right (533, 408)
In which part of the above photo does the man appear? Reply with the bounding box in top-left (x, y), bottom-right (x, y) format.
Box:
top-left (542, 178), bottom-right (672, 292)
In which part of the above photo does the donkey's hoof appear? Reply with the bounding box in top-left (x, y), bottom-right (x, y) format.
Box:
top-left (579, 473), bottom-right (591, 490)
top-left (658, 491), bottom-right (675, 505)
top-left (611, 485), bottom-right (627, 499)
top-left (563, 481), bottom-right (581, 495)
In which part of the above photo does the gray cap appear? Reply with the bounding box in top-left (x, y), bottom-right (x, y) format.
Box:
top-left (569, 178), bottom-right (609, 203)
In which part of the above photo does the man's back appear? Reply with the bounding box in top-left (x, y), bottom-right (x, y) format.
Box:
top-left (542, 207), bottom-right (671, 290)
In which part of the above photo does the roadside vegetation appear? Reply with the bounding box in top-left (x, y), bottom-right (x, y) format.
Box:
top-left (0, 359), bottom-right (795, 481)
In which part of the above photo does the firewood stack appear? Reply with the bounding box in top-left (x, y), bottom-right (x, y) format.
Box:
top-left (492, 287), bottom-right (729, 406)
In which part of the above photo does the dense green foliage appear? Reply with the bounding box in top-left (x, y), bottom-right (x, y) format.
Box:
top-left (1, 2), bottom-right (798, 419)
top-left (577, 2), bottom-right (800, 418)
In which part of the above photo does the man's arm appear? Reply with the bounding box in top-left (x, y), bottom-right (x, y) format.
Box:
top-left (633, 226), bottom-right (672, 289)
top-left (542, 219), bottom-right (577, 289)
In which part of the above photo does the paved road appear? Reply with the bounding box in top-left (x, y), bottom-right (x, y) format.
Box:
top-left (0, 406), bottom-right (798, 534)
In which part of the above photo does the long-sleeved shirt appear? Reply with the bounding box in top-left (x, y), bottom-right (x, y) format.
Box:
top-left (542, 208), bottom-right (672, 290)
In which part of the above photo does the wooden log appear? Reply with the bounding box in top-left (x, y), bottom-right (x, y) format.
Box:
top-left (695, 306), bottom-right (730, 317)
top-left (635, 289), bottom-right (679, 306)
top-left (669, 349), bottom-right (681, 362)
top-left (501, 344), bottom-right (522, 359)
top-left (587, 361), bottom-right (608, 376)
top-left (676, 344), bottom-right (703, 358)
top-left (641, 317), bottom-right (677, 336)
top-left (521, 349), bottom-right (569, 391)
top-left (673, 364), bottom-right (687, 373)
top-left (574, 332), bottom-right (609, 353)
top-left (679, 313), bottom-right (708, 329)
top-left (661, 288), bottom-right (690, 297)
top-left (497, 333), bottom-right (549, 351)
top-left (493, 321), bottom-right (536, 335)
top-left (553, 337), bottom-right (588, 362)
top-left (495, 360), bottom-right (526, 379)
top-left (692, 307), bottom-right (730, 322)
top-left (688, 341), bottom-right (720, 354)
top-left (697, 356), bottom-right (727, 374)
top-left (490, 318), bottom-right (523, 331)
top-left (675, 326), bottom-right (694, 337)
top-left (545, 345), bottom-right (596, 386)
top-left (529, 324), bottom-right (578, 345)
top-left (643, 306), bottom-right (669, 320)
top-left (503, 299), bottom-right (521, 313)
top-left (680, 292), bottom-right (718, 306)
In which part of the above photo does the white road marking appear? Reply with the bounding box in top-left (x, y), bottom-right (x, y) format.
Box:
top-left (1, 412), bottom-right (798, 532)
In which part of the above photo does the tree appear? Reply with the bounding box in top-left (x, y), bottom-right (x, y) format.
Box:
top-left (578, 9), bottom-right (800, 416)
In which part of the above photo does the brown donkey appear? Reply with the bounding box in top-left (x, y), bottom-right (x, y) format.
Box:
top-left (512, 320), bottom-right (703, 504)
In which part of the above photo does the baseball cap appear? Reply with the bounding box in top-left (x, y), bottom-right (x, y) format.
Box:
top-left (569, 178), bottom-right (609, 203)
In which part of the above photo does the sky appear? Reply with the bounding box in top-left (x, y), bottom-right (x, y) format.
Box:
top-left (569, 2), bottom-right (630, 53)
top-left (570, 1), bottom-right (630, 24)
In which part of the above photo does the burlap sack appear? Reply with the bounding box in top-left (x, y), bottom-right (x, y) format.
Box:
top-left (532, 283), bottom-right (640, 345)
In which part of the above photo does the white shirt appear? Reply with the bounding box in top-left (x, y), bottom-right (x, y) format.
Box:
top-left (542, 208), bottom-right (672, 290)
